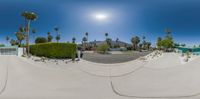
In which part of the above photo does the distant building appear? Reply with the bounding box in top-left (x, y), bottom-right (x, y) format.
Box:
top-left (177, 47), bottom-right (200, 54)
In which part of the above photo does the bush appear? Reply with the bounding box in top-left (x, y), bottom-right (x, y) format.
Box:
top-left (30, 43), bottom-right (76, 59)
top-left (97, 43), bottom-right (109, 54)
top-left (35, 37), bottom-right (47, 44)
top-left (0, 44), bottom-right (5, 47)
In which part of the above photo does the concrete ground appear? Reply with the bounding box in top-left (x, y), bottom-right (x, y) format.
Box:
top-left (0, 53), bottom-right (200, 99)
top-left (82, 51), bottom-right (151, 64)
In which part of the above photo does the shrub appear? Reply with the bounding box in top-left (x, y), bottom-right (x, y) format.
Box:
top-left (97, 43), bottom-right (109, 54)
top-left (35, 37), bottom-right (47, 44)
top-left (0, 44), bottom-right (5, 47)
top-left (30, 43), bottom-right (76, 59)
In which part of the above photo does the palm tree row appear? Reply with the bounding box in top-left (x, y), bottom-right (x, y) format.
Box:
top-left (5, 11), bottom-right (66, 57)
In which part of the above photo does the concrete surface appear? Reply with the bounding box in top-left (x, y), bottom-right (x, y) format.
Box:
top-left (0, 53), bottom-right (200, 99)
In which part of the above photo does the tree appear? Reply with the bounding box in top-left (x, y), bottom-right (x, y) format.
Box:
top-left (165, 28), bottom-right (173, 40)
top-left (19, 26), bottom-right (25, 33)
top-left (82, 37), bottom-right (87, 49)
top-left (142, 36), bottom-right (146, 49)
top-left (105, 33), bottom-right (108, 39)
top-left (157, 37), bottom-right (162, 49)
top-left (139, 44), bottom-right (143, 52)
top-left (85, 32), bottom-right (89, 41)
top-left (10, 39), bottom-right (18, 46)
top-left (47, 32), bottom-right (53, 42)
top-left (181, 44), bottom-right (186, 47)
top-left (72, 37), bottom-right (76, 43)
top-left (174, 43), bottom-right (180, 48)
top-left (97, 43), bottom-right (109, 54)
top-left (0, 44), bottom-right (5, 47)
top-left (21, 11), bottom-right (37, 56)
top-left (15, 31), bottom-right (25, 47)
top-left (56, 35), bottom-right (60, 43)
top-left (54, 27), bottom-right (60, 42)
top-left (131, 36), bottom-right (140, 50)
top-left (146, 42), bottom-right (151, 50)
top-left (85, 32), bottom-right (89, 47)
top-left (93, 39), bottom-right (97, 48)
top-left (6, 36), bottom-right (10, 45)
top-left (35, 37), bottom-right (47, 44)
top-left (32, 28), bottom-right (36, 41)
top-left (115, 38), bottom-right (120, 48)
top-left (106, 38), bottom-right (112, 48)
top-left (160, 39), bottom-right (173, 51)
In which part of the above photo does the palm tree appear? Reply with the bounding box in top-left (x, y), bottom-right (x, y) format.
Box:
top-left (139, 44), bottom-right (143, 52)
top-left (85, 32), bottom-right (89, 41)
top-left (157, 37), bottom-right (162, 49)
top-left (146, 42), bottom-right (151, 50)
top-left (47, 32), bottom-right (53, 42)
top-left (85, 32), bottom-right (89, 47)
top-left (142, 36), bottom-right (146, 50)
top-left (106, 38), bottom-right (112, 48)
top-left (19, 26), bottom-right (25, 33)
top-left (10, 39), bottom-right (18, 46)
top-left (54, 27), bottom-right (60, 42)
top-left (54, 27), bottom-right (59, 32)
top-left (32, 28), bottom-right (36, 42)
top-left (116, 38), bottom-right (120, 48)
top-left (72, 37), bottom-right (76, 43)
top-left (6, 36), bottom-right (10, 46)
top-left (94, 39), bottom-right (97, 48)
top-left (82, 37), bottom-right (87, 50)
top-left (131, 36), bottom-right (140, 50)
top-left (15, 31), bottom-right (25, 47)
top-left (181, 44), bottom-right (186, 47)
top-left (105, 33), bottom-right (108, 39)
top-left (21, 11), bottom-right (37, 56)
top-left (56, 35), bottom-right (60, 43)
top-left (165, 28), bottom-right (172, 40)
top-left (174, 43), bottom-right (180, 48)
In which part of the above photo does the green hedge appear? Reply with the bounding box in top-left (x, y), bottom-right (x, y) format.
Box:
top-left (30, 43), bottom-right (76, 59)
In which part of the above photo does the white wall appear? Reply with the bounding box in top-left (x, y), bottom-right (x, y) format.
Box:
top-left (18, 48), bottom-right (24, 57)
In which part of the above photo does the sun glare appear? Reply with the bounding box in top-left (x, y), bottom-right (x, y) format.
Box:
top-left (95, 14), bottom-right (107, 20)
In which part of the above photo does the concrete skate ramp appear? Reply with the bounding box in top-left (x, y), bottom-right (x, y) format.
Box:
top-left (144, 53), bottom-right (182, 69)
top-left (0, 56), bottom-right (116, 99)
top-left (79, 59), bottom-right (147, 77)
top-left (111, 57), bottom-right (200, 98)
top-left (1, 55), bottom-right (200, 99)
top-left (0, 56), bottom-right (8, 95)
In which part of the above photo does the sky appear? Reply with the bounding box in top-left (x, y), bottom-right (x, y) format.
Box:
top-left (0, 0), bottom-right (200, 46)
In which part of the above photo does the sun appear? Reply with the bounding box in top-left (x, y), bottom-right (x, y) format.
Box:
top-left (95, 14), bottom-right (107, 20)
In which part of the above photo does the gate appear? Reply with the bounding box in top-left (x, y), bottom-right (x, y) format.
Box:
top-left (0, 46), bottom-right (18, 55)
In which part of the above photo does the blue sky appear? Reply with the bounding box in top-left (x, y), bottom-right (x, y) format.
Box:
top-left (0, 0), bottom-right (200, 46)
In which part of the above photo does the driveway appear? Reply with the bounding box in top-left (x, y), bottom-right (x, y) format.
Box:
top-left (82, 51), bottom-right (152, 64)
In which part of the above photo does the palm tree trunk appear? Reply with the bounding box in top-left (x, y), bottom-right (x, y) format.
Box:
top-left (26, 20), bottom-right (31, 56)
top-left (87, 36), bottom-right (88, 48)
top-left (19, 40), bottom-right (21, 47)
top-left (84, 42), bottom-right (86, 50)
